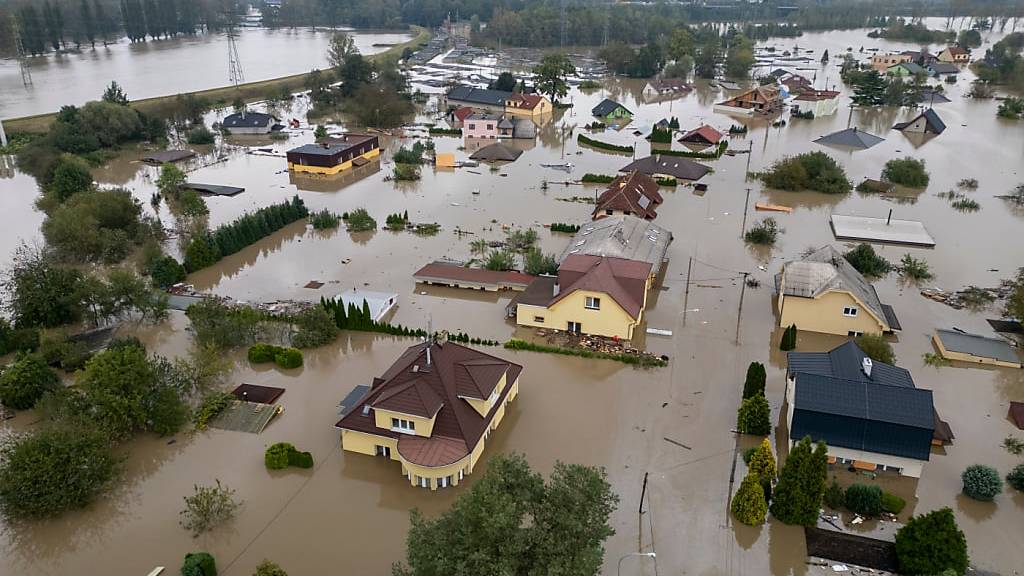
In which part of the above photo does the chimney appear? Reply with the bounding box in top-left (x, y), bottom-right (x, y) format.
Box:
top-left (426, 345), bottom-right (432, 366)
top-left (862, 357), bottom-right (873, 378)
top-left (413, 365), bottom-right (419, 373)
top-left (553, 282), bottom-right (560, 296)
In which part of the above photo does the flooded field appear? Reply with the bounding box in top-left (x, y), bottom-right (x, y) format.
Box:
top-left (0, 27), bottom-right (414, 119)
top-left (1, 22), bottom-right (1023, 576)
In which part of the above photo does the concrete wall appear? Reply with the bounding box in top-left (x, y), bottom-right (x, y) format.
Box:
top-left (779, 290), bottom-right (887, 336)
top-left (288, 148), bottom-right (380, 175)
top-left (516, 288), bottom-right (643, 339)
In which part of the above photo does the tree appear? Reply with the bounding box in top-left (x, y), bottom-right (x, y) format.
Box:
top-left (3, 244), bottom-right (86, 328)
top-left (290, 306), bottom-right (339, 349)
top-left (490, 72), bottom-right (517, 92)
top-left (254, 560), bottom-right (287, 576)
top-left (1007, 270), bottom-right (1024, 323)
top-left (770, 436), bottom-right (828, 526)
top-left (844, 484), bottom-right (883, 516)
top-left (181, 552), bottom-right (217, 576)
top-left (532, 53), bottom-right (576, 104)
top-left (961, 464), bottom-right (1002, 501)
top-left (882, 157), bottom-right (930, 188)
top-left (523, 248), bottom-right (558, 276)
top-left (747, 438), bottom-right (776, 482)
top-left (157, 163), bottom-right (187, 198)
top-left (731, 473), bottom-right (768, 525)
top-left (779, 324), bottom-right (797, 351)
top-left (693, 35), bottom-right (721, 79)
top-left (854, 334), bottom-right (895, 365)
top-left (314, 125), bottom-right (328, 139)
top-left (894, 508), bottom-right (968, 575)
top-left (667, 28), bottom-right (694, 61)
top-left (150, 256), bottom-right (186, 287)
top-left (0, 426), bottom-right (117, 519)
top-left (0, 353), bottom-right (59, 410)
top-left (483, 250), bottom-right (516, 271)
top-left (337, 53), bottom-right (374, 97)
top-left (327, 32), bottom-right (357, 70)
top-left (742, 361), bottom-right (766, 399)
top-left (42, 188), bottom-right (150, 264)
top-left (844, 244), bottom-right (891, 278)
top-left (850, 70), bottom-right (888, 106)
top-left (1007, 463), bottom-right (1024, 491)
top-left (79, 0), bottom-right (96, 48)
top-left (737, 394), bottom-right (771, 435)
top-left (46, 154), bottom-right (94, 202)
top-left (724, 35), bottom-right (755, 78)
top-left (393, 453), bottom-right (617, 576)
top-left (821, 49), bottom-right (829, 63)
top-left (180, 479), bottom-right (241, 536)
top-left (101, 81), bottom-right (129, 105)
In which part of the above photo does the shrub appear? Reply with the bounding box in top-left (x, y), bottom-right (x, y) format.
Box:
top-left (881, 491), bottom-right (906, 514)
top-left (1007, 464), bottom-right (1024, 491)
top-left (898, 254), bottom-right (933, 281)
top-left (180, 479), bottom-right (240, 536)
top-left (961, 464), bottom-right (1002, 501)
top-left (580, 173), bottom-right (615, 183)
top-left (307, 209), bottom-right (340, 231)
top-left (248, 343), bottom-right (283, 363)
top-left (503, 339), bottom-right (667, 368)
top-left (149, 255), bottom-right (187, 287)
top-left (265, 442), bottom-right (295, 470)
top-left (181, 552), bottom-right (218, 576)
top-left (742, 447), bottom-right (757, 464)
top-left (736, 394), bottom-right (770, 435)
top-left (393, 163), bottom-right (421, 181)
top-left (844, 484), bottom-right (883, 516)
top-left (0, 426), bottom-right (117, 519)
top-left (760, 152), bottom-right (851, 194)
top-left (345, 208), bottom-right (376, 232)
top-left (484, 250), bottom-right (516, 271)
top-left (744, 217), bottom-right (781, 245)
top-left (193, 391), bottom-right (232, 430)
top-left (779, 324), bottom-right (797, 351)
top-left (254, 560), bottom-right (288, 576)
top-left (550, 223), bottom-right (580, 233)
top-left (656, 177), bottom-right (678, 186)
top-left (844, 244), bottom-right (891, 277)
top-left (187, 126), bottom-right (215, 145)
top-left (290, 307), bottom-right (339, 349)
top-left (742, 361), bottom-right (766, 399)
top-left (288, 450), bottom-right (314, 468)
top-left (854, 334), bottom-right (895, 365)
top-left (731, 473), bottom-right (768, 525)
top-left (770, 436), bottom-right (828, 526)
top-left (47, 154), bottom-right (94, 202)
top-left (823, 478), bottom-right (845, 510)
top-left (0, 353), bottom-right (60, 410)
top-left (882, 157), bottom-right (929, 188)
top-left (274, 348), bottom-right (303, 369)
top-left (895, 508), bottom-right (968, 576)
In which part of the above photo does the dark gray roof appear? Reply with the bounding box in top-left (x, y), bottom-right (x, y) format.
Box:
top-left (893, 108), bottom-right (946, 134)
top-left (184, 183), bottom-right (245, 196)
top-left (222, 112), bottom-right (275, 129)
top-left (592, 98), bottom-right (631, 117)
top-left (339, 385), bottom-right (370, 417)
top-left (468, 142), bottom-right (522, 162)
top-left (620, 154), bottom-right (711, 181)
top-left (935, 329), bottom-right (1022, 365)
top-left (814, 127), bottom-right (885, 150)
top-left (792, 373), bottom-right (934, 460)
top-left (928, 62), bottom-right (960, 75)
top-left (446, 85), bottom-right (511, 107)
top-left (788, 340), bottom-right (914, 388)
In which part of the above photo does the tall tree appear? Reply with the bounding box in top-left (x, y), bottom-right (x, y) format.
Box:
top-left (327, 32), bottom-right (357, 70)
top-left (43, 1), bottom-right (60, 51)
top-left (93, 0), bottom-right (111, 46)
top-left (532, 53), bottom-right (576, 104)
top-left (80, 0), bottom-right (96, 49)
top-left (770, 436), bottom-right (828, 526)
top-left (18, 6), bottom-right (47, 56)
top-left (894, 508), bottom-right (968, 575)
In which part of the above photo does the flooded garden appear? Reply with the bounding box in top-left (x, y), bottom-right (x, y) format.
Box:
top-left (0, 17), bottom-right (1023, 576)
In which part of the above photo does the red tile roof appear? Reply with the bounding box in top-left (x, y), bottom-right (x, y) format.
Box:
top-left (551, 255), bottom-right (652, 319)
top-left (945, 46), bottom-right (968, 56)
top-left (795, 90), bottom-right (840, 102)
top-left (336, 341), bottom-right (523, 467)
top-left (414, 262), bottom-right (535, 288)
top-left (507, 92), bottom-right (546, 110)
top-left (679, 124), bottom-right (724, 145)
top-left (453, 106), bottom-right (475, 121)
top-left (593, 171), bottom-right (662, 220)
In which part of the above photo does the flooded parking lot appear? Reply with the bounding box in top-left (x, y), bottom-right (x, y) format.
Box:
top-left (0, 20), bottom-right (1023, 576)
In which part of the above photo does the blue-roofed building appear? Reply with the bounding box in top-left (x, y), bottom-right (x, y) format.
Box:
top-left (222, 111), bottom-right (278, 134)
top-left (785, 341), bottom-right (935, 477)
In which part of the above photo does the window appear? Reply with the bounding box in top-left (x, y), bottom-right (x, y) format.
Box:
top-left (458, 469), bottom-right (465, 481)
top-left (438, 475), bottom-right (453, 488)
top-left (843, 306), bottom-right (858, 317)
top-left (585, 297), bottom-right (601, 310)
top-left (605, 209), bottom-right (614, 215)
top-left (375, 445), bottom-right (391, 458)
top-left (391, 418), bottom-right (415, 433)
top-left (487, 124), bottom-right (494, 130)
top-left (533, 316), bottom-right (545, 323)
top-left (468, 123), bottom-right (475, 130)
top-left (567, 321), bottom-right (582, 334)
top-left (415, 475), bottom-right (430, 489)
top-left (847, 331), bottom-right (863, 337)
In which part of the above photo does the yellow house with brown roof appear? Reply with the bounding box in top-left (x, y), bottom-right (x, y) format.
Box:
top-left (335, 339), bottom-right (522, 490)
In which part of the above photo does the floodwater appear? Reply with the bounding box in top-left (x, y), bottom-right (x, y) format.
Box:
top-left (1, 21), bottom-right (1024, 576)
top-left (0, 27), bottom-right (414, 119)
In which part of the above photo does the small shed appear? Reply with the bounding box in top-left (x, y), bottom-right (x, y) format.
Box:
top-left (814, 127), bottom-right (885, 150)
top-left (591, 98), bottom-right (632, 119)
top-left (435, 152), bottom-right (456, 168)
top-left (932, 329), bottom-right (1022, 368)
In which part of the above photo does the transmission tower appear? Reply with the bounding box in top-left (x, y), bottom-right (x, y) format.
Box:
top-left (226, 20), bottom-right (244, 87)
top-left (12, 18), bottom-right (33, 87)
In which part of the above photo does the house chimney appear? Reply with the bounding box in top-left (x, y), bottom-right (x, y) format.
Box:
top-left (862, 357), bottom-right (873, 378)
top-left (426, 345), bottom-right (432, 366)
top-left (553, 282), bottom-right (560, 296)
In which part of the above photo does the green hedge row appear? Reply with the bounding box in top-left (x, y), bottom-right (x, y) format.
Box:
top-left (428, 127), bottom-right (462, 136)
top-left (185, 196), bottom-right (309, 272)
top-left (550, 223), bottom-right (581, 233)
top-left (581, 173), bottom-right (616, 183)
top-left (504, 339), bottom-right (667, 367)
top-left (577, 134), bottom-right (634, 153)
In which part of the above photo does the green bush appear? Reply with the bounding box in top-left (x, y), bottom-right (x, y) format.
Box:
top-left (780, 324), bottom-right (797, 351)
top-left (248, 343), bottom-right (283, 363)
top-left (345, 208), bottom-right (377, 232)
top-left (428, 127), bottom-right (461, 136)
top-left (290, 307), bottom-right (339, 349)
top-left (823, 478), bottom-right (845, 509)
top-left (962, 464), bottom-right (1002, 501)
top-left (742, 361), bottom-right (766, 399)
top-left (655, 177), bottom-right (678, 186)
top-left (181, 552), bottom-right (218, 576)
top-left (759, 151), bottom-right (852, 194)
top-left (898, 254), bottom-right (933, 281)
top-left (265, 442), bottom-right (295, 470)
top-left (0, 353), bottom-right (60, 410)
top-left (193, 391), bottom-right (232, 431)
top-left (882, 157), bottom-right (929, 188)
top-left (744, 217), bottom-right (781, 245)
top-left (855, 334), bottom-right (895, 365)
top-left (288, 450), bottom-right (314, 469)
top-left (580, 173), bottom-right (615, 183)
top-left (309, 209), bottom-right (341, 230)
top-left (149, 255), bottom-right (187, 287)
top-left (393, 163), bottom-right (421, 181)
top-left (187, 126), bottom-right (215, 145)
top-left (844, 484), bottom-right (883, 516)
top-left (1007, 464), bottom-right (1024, 491)
top-left (736, 394), bottom-right (770, 435)
top-left (274, 348), bottom-right (303, 369)
top-left (503, 339), bottom-right (667, 368)
top-left (550, 223), bottom-right (580, 233)
top-left (731, 473), bottom-right (768, 525)
top-left (742, 447), bottom-right (757, 464)
top-left (577, 134), bottom-right (633, 153)
top-left (881, 491), bottom-right (906, 514)
top-left (895, 508), bottom-right (968, 576)
top-left (47, 154), bottom-right (94, 202)
top-left (844, 244), bottom-right (891, 277)
top-left (254, 560), bottom-right (288, 576)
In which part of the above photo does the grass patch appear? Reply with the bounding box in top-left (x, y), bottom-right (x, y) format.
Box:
top-left (504, 339), bottom-right (667, 368)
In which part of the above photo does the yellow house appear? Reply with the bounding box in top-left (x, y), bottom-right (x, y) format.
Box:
top-left (871, 53), bottom-right (912, 71)
top-left (512, 255), bottom-right (653, 340)
top-left (286, 134), bottom-right (380, 175)
top-left (335, 339), bottom-right (522, 490)
top-left (504, 93), bottom-right (553, 118)
top-left (776, 245), bottom-right (901, 337)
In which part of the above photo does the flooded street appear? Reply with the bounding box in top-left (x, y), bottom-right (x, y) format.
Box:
top-left (1, 21), bottom-right (1023, 576)
top-left (0, 27), bottom-right (414, 119)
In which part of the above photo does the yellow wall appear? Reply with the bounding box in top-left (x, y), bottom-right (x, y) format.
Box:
top-left (505, 97), bottom-right (551, 117)
top-left (341, 429), bottom-right (399, 458)
top-left (288, 148), bottom-right (380, 175)
top-left (779, 290), bottom-right (886, 336)
top-left (373, 407), bottom-right (437, 437)
top-left (932, 334), bottom-right (1022, 368)
top-left (461, 373), bottom-right (507, 417)
top-left (516, 287), bottom-right (644, 339)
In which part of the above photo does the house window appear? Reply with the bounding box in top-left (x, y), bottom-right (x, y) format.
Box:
top-left (415, 475), bottom-right (430, 489)
top-left (847, 331), bottom-right (864, 337)
top-left (567, 321), bottom-right (582, 334)
top-left (605, 209), bottom-right (614, 215)
top-left (438, 475), bottom-right (453, 488)
top-left (375, 445), bottom-right (391, 458)
top-left (533, 316), bottom-right (545, 323)
top-left (468, 123), bottom-right (475, 130)
top-left (487, 124), bottom-right (494, 130)
top-left (843, 306), bottom-right (858, 317)
top-left (391, 418), bottom-right (415, 433)
top-left (585, 297), bottom-right (601, 310)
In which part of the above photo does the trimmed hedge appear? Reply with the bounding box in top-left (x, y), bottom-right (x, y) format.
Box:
top-left (881, 491), bottom-right (906, 514)
top-left (428, 127), bottom-right (461, 136)
top-left (288, 450), bottom-right (314, 468)
top-left (845, 484), bottom-right (883, 516)
top-left (656, 177), bottom-right (678, 186)
top-left (504, 339), bottom-right (667, 367)
top-left (181, 552), bottom-right (217, 576)
top-left (274, 347), bottom-right (303, 369)
top-left (577, 134), bottom-right (633, 153)
top-left (581, 173), bottom-right (615, 183)
top-left (550, 223), bottom-right (580, 233)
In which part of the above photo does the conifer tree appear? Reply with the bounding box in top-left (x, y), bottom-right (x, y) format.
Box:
top-left (742, 361), bottom-right (766, 399)
top-left (770, 436), bottom-right (828, 526)
top-left (731, 473), bottom-right (768, 525)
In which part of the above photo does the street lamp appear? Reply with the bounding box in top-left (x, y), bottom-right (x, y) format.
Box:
top-left (617, 552), bottom-right (656, 576)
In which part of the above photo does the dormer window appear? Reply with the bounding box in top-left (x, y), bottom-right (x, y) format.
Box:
top-left (391, 418), bottom-right (416, 434)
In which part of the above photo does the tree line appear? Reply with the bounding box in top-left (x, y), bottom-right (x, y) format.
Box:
top-left (184, 195), bottom-right (309, 272)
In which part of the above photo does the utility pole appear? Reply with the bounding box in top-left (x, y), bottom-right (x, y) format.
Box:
top-left (740, 187), bottom-right (751, 238)
top-left (682, 256), bottom-right (693, 326)
top-left (735, 272), bottom-right (750, 345)
top-left (638, 472), bottom-right (648, 553)
top-left (745, 140), bottom-right (753, 177)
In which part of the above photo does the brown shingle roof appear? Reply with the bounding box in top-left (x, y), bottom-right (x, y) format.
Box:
top-left (620, 154), bottom-right (712, 181)
top-left (507, 93), bottom-right (546, 110)
top-left (679, 124), bottom-right (724, 145)
top-left (336, 341), bottom-right (523, 467)
top-left (414, 262), bottom-right (535, 289)
top-left (593, 171), bottom-right (662, 220)
top-left (551, 255), bottom-right (651, 319)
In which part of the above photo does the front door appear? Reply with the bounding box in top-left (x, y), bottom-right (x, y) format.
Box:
top-left (567, 321), bottom-right (582, 334)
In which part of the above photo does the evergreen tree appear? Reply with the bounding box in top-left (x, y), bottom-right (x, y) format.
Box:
top-left (742, 361), bottom-right (766, 399)
top-left (770, 436), bottom-right (828, 526)
top-left (334, 299), bottom-right (347, 329)
top-left (780, 324), bottom-right (797, 351)
top-left (851, 70), bottom-right (887, 106)
top-left (731, 473), bottom-right (768, 525)
top-left (894, 508), bottom-right (968, 575)
top-left (748, 438), bottom-right (777, 501)
top-left (737, 394), bottom-right (771, 435)
top-left (361, 300), bottom-right (372, 328)
top-left (93, 0), bottom-right (110, 46)
top-left (144, 0), bottom-right (160, 39)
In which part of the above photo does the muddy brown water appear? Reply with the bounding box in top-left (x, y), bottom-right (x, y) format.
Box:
top-left (1, 23), bottom-right (1023, 575)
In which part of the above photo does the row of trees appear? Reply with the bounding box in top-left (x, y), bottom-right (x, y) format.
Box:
top-left (975, 31), bottom-right (1024, 89)
top-left (184, 195), bottom-right (309, 272)
top-left (597, 25), bottom-right (756, 80)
